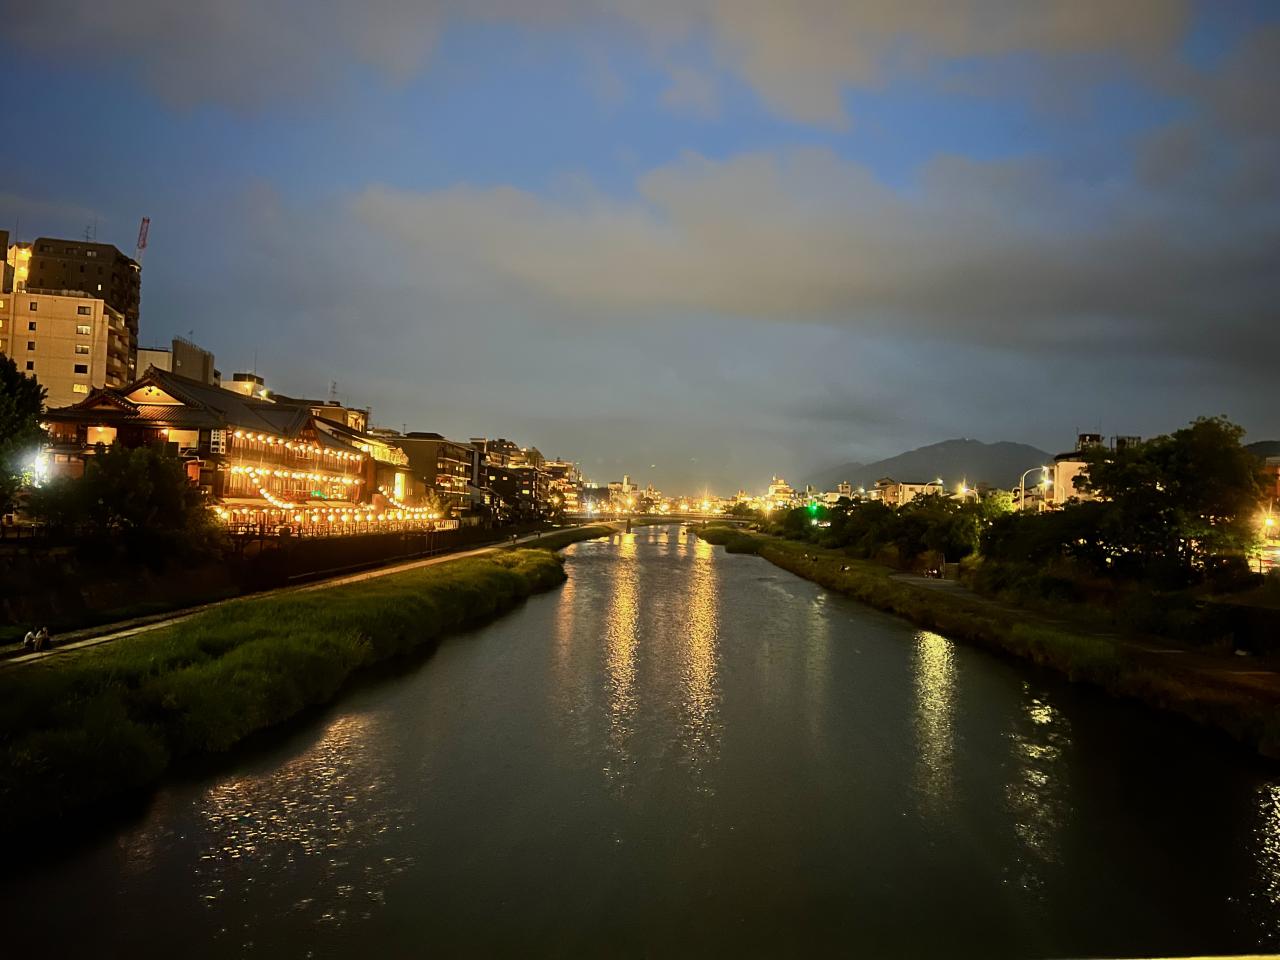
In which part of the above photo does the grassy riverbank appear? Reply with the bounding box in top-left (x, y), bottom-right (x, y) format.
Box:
top-left (0, 544), bottom-right (588, 833)
top-left (696, 524), bottom-right (1280, 757)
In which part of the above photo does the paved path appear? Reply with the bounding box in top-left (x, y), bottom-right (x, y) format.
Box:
top-left (3, 527), bottom-right (617, 668)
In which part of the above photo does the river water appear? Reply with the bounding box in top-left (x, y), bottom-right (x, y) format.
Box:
top-left (4, 525), bottom-right (1278, 957)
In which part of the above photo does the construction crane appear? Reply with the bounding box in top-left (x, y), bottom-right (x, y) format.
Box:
top-left (134, 216), bottom-right (150, 263)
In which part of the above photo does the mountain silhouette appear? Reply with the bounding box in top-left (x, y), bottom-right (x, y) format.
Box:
top-left (807, 438), bottom-right (1053, 492)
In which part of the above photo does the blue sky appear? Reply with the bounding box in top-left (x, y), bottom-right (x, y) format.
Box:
top-left (3, 1), bottom-right (1278, 492)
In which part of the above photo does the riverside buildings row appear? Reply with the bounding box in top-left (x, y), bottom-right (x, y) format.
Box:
top-left (3, 232), bottom-right (592, 534)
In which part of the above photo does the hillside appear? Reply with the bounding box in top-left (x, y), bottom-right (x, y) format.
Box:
top-left (1246, 440), bottom-right (1280, 459)
top-left (807, 438), bottom-right (1053, 492)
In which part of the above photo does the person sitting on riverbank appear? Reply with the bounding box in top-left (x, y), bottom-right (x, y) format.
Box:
top-left (33, 627), bottom-right (51, 652)
top-left (22, 628), bottom-right (36, 651)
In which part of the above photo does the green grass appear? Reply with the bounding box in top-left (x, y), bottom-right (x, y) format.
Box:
top-left (710, 531), bottom-right (1280, 758)
top-left (0, 549), bottom-right (569, 830)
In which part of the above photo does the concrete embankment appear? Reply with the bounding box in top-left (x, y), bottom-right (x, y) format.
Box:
top-left (0, 525), bottom-right (617, 838)
top-left (696, 525), bottom-right (1280, 759)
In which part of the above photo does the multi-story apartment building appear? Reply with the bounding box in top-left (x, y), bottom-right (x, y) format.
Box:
top-left (395, 432), bottom-right (477, 516)
top-left (24, 237), bottom-right (141, 353)
top-left (0, 288), bottom-right (132, 407)
top-left (471, 437), bottom-right (551, 513)
top-left (543, 459), bottom-right (582, 512)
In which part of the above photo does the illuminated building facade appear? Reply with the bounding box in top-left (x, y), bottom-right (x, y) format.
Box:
top-left (0, 286), bottom-right (132, 407)
top-left (41, 368), bottom-right (373, 528)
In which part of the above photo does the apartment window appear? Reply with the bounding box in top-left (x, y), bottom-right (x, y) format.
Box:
top-left (73, 363), bottom-right (89, 374)
top-left (77, 305), bottom-right (91, 315)
top-left (76, 324), bottom-right (91, 336)
top-left (72, 384), bottom-right (89, 394)
top-left (28, 321), bottom-right (36, 331)
top-left (86, 250), bottom-right (97, 258)
top-left (28, 302), bottom-right (37, 311)
top-left (25, 361), bottom-right (34, 371)
top-left (75, 344), bottom-right (90, 355)
top-left (96, 284), bottom-right (103, 292)
top-left (79, 265), bottom-right (86, 273)
top-left (27, 341), bottom-right (35, 351)
top-left (0, 300), bottom-right (5, 308)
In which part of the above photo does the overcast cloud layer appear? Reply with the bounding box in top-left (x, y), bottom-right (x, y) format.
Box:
top-left (2, 2), bottom-right (1277, 492)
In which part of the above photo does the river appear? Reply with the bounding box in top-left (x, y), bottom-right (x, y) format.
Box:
top-left (4, 525), bottom-right (1278, 957)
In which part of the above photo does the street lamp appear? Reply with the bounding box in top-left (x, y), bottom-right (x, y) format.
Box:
top-left (1018, 466), bottom-right (1050, 513)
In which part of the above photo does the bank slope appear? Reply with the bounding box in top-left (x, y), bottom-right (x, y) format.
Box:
top-left (0, 543), bottom-right (597, 834)
top-left (697, 526), bottom-right (1280, 758)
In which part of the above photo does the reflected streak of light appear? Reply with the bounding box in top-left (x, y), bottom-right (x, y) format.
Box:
top-left (164, 709), bottom-right (411, 928)
top-left (1006, 683), bottom-right (1071, 893)
top-left (912, 629), bottom-right (956, 815)
top-left (604, 533), bottom-right (640, 785)
top-left (1256, 783), bottom-right (1280, 940)
top-left (553, 559), bottom-right (578, 680)
top-left (682, 536), bottom-right (720, 765)
top-left (804, 592), bottom-right (831, 742)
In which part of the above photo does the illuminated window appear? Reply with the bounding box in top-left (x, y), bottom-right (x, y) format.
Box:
top-left (76, 324), bottom-right (91, 335)
top-left (75, 344), bottom-right (90, 355)
top-left (72, 384), bottom-right (89, 394)
top-left (77, 305), bottom-right (91, 316)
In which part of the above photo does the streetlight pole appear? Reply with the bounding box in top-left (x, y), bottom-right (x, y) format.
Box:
top-left (1017, 466), bottom-right (1049, 513)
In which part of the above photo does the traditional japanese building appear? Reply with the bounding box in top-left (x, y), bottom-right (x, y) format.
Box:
top-left (41, 367), bottom-right (377, 530)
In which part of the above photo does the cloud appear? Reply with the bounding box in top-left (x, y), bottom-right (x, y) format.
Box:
top-left (661, 66), bottom-right (719, 117)
top-left (2, 0), bottom-right (447, 108)
top-left (351, 140), bottom-right (1279, 371)
top-left (4, 0), bottom-right (1192, 120)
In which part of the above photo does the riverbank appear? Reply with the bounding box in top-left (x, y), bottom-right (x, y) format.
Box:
top-left (696, 525), bottom-right (1280, 758)
top-left (0, 526), bottom-right (615, 835)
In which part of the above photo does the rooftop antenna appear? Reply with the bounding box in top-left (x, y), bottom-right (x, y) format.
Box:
top-left (329, 380), bottom-right (339, 403)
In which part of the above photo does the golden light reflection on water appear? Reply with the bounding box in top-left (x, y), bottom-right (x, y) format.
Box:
top-left (1005, 682), bottom-right (1071, 894)
top-left (1256, 783), bottom-right (1280, 940)
top-left (151, 709), bottom-right (411, 931)
top-left (604, 533), bottom-right (640, 786)
top-left (912, 630), bottom-right (956, 815)
top-left (681, 536), bottom-right (721, 786)
top-left (553, 556), bottom-right (577, 682)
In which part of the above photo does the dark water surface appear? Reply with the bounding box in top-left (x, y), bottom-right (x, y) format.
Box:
top-left (4, 526), bottom-right (1278, 957)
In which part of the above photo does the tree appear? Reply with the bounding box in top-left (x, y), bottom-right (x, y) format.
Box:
top-left (420, 488), bottom-right (448, 518)
top-left (29, 443), bottom-right (221, 563)
top-left (1074, 416), bottom-right (1263, 580)
top-left (0, 355), bottom-right (46, 515)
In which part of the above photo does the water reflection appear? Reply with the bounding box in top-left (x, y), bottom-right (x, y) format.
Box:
top-left (603, 533), bottom-right (641, 788)
top-left (181, 710), bottom-right (410, 934)
top-left (912, 630), bottom-right (956, 816)
top-left (1256, 783), bottom-right (1280, 942)
top-left (1005, 682), bottom-right (1071, 894)
top-left (681, 537), bottom-right (721, 789)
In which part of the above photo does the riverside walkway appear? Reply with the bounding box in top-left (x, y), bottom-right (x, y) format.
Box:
top-left (3, 525), bottom-right (620, 668)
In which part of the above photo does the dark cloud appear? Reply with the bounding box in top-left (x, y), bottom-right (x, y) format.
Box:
top-left (350, 135), bottom-right (1280, 372)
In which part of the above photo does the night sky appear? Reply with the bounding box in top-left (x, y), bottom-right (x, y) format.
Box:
top-left (3, 2), bottom-right (1277, 493)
